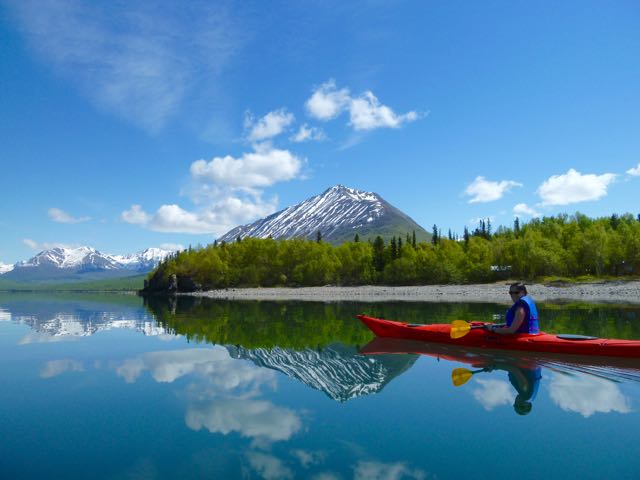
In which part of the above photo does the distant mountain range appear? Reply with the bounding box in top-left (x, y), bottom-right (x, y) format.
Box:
top-left (218, 184), bottom-right (430, 244)
top-left (0, 246), bottom-right (173, 283)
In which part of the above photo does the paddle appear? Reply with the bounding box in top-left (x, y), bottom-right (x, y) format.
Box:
top-left (451, 367), bottom-right (486, 387)
top-left (450, 320), bottom-right (505, 339)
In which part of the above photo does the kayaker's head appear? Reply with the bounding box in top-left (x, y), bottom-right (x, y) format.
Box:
top-left (514, 395), bottom-right (533, 415)
top-left (509, 282), bottom-right (527, 300)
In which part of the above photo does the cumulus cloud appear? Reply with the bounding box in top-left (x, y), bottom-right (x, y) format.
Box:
top-left (48, 208), bottom-right (90, 224)
top-left (121, 195), bottom-right (278, 235)
top-left (40, 359), bottom-right (84, 378)
top-left (190, 145), bottom-right (302, 188)
top-left (290, 450), bottom-right (325, 469)
top-left (464, 176), bottom-right (522, 203)
top-left (291, 124), bottom-right (326, 143)
top-left (306, 79), bottom-right (351, 120)
top-left (186, 398), bottom-right (302, 442)
top-left (8, 1), bottom-right (243, 133)
top-left (245, 452), bottom-right (294, 480)
top-left (306, 79), bottom-right (419, 131)
top-left (116, 347), bottom-right (274, 388)
top-left (626, 163), bottom-right (640, 176)
top-left (471, 379), bottom-right (514, 410)
top-left (549, 372), bottom-right (632, 418)
top-left (349, 91), bottom-right (418, 130)
top-left (513, 203), bottom-right (540, 218)
top-left (120, 205), bottom-right (150, 225)
top-left (353, 460), bottom-right (426, 480)
top-left (245, 109), bottom-right (295, 142)
top-left (22, 239), bottom-right (74, 251)
top-left (537, 169), bottom-right (616, 206)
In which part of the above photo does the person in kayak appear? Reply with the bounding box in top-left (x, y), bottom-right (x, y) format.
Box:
top-left (488, 282), bottom-right (539, 335)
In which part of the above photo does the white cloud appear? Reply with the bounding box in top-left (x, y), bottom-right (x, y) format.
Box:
top-left (626, 163), bottom-right (640, 176)
top-left (306, 79), bottom-right (351, 120)
top-left (291, 124), bottom-right (326, 143)
top-left (549, 372), bottom-right (632, 418)
top-left (513, 203), bottom-right (540, 218)
top-left (190, 145), bottom-right (302, 188)
top-left (23, 238), bottom-right (39, 249)
top-left (121, 195), bottom-right (277, 235)
top-left (471, 379), bottom-right (514, 410)
top-left (116, 347), bottom-right (275, 387)
top-left (40, 359), bottom-right (84, 378)
top-left (464, 176), bottom-right (522, 203)
top-left (537, 169), bottom-right (617, 206)
top-left (48, 208), bottom-right (90, 224)
top-left (349, 91), bottom-right (418, 131)
top-left (245, 452), bottom-right (294, 480)
top-left (159, 243), bottom-right (184, 252)
top-left (120, 205), bottom-right (150, 225)
top-left (353, 461), bottom-right (426, 480)
top-left (22, 239), bottom-right (74, 251)
top-left (290, 450), bottom-right (325, 468)
top-left (245, 109), bottom-right (295, 142)
top-left (186, 398), bottom-right (301, 442)
top-left (306, 79), bottom-right (419, 131)
top-left (8, 2), bottom-right (242, 132)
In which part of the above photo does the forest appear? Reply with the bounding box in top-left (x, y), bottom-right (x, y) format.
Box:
top-left (144, 212), bottom-right (640, 291)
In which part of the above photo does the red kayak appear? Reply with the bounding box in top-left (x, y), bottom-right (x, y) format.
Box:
top-left (357, 314), bottom-right (640, 359)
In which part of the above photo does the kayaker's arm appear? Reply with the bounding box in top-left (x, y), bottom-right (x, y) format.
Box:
top-left (491, 307), bottom-right (525, 335)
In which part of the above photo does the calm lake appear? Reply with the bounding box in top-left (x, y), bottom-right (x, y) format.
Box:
top-left (1, 293), bottom-right (639, 479)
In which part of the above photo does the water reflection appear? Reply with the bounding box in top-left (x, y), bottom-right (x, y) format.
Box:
top-left (0, 293), bottom-right (168, 342)
top-left (1, 294), bottom-right (640, 478)
top-left (360, 337), bottom-right (639, 416)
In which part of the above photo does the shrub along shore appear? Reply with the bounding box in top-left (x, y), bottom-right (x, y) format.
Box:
top-left (143, 213), bottom-right (640, 294)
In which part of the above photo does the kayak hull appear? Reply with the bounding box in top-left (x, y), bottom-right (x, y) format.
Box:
top-left (357, 314), bottom-right (640, 358)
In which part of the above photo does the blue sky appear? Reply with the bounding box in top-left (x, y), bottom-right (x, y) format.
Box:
top-left (1, 1), bottom-right (639, 264)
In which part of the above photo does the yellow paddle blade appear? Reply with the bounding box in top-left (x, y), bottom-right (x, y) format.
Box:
top-left (450, 320), bottom-right (472, 339)
top-left (451, 368), bottom-right (473, 387)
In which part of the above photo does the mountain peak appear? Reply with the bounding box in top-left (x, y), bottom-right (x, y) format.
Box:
top-left (218, 185), bottom-right (429, 244)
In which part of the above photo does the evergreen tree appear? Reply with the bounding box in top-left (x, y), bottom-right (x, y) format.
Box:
top-left (316, 230), bottom-right (322, 243)
top-left (398, 236), bottom-right (403, 253)
top-left (448, 228), bottom-right (453, 241)
top-left (354, 233), bottom-right (360, 243)
top-left (390, 236), bottom-right (398, 259)
top-left (514, 217), bottom-right (520, 236)
top-left (412, 230), bottom-right (417, 248)
top-left (432, 224), bottom-right (439, 245)
top-left (463, 226), bottom-right (470, 247)
top-left (373, 236), bottom-right (385, 273)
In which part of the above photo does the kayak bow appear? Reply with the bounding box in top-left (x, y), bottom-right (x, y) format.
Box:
top-left (356, 314), bottom-right (640, 358)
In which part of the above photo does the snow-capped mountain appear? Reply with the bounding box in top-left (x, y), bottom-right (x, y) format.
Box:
top-left (218, 184), bottom-right (430, 244)
top-left (111, 248), bottom-right (174, 271)
top-left (226, 343), bottom-right (418, 402)
top-left (2, 246), bottom-right (174, 283)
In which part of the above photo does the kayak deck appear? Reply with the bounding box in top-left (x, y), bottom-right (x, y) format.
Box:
top-left (357, 314), bottom-right (640, 358)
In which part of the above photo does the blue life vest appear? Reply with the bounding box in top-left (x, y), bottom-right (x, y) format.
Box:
top-left (506, 295), bottom-right (539, 334)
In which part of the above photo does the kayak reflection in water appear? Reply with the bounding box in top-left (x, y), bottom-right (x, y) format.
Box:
top-left (453, 360), bottom-right (542, 415)
top-left (488, 282), bottom-right (540, 335)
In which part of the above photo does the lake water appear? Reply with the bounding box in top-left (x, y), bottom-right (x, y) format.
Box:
top-left (1, 293), bottom-right (639, 479)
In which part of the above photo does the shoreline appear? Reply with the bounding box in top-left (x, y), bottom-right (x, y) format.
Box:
top-left (188, 280), bottom-right (640, 304)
